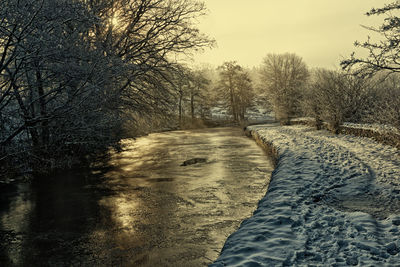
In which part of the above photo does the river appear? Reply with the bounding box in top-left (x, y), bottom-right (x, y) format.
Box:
top-left (0, 127), bottom-right (273, 266)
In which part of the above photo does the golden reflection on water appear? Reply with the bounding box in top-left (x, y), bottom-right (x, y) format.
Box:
top-left (0, 127), bottom-right (272, 266)
top-left (100, 127), bottom-right (273, 266)
top-left (1, 189), bottom-right (33, 266)
top-left (99, 196), bottom-right (139, 233)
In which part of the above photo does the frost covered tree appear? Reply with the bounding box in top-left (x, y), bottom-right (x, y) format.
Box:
top-left (234, 71), bottom-right (254, 121)
top-left (190, 69), bottom-right (211, 120)
top-left (304, 69), bottom-right (373, 133)
top-left (172, 66), bottom-right (212, 127)
top-left (341, 1), bottom-right (400, 130)
top-left (1, 0), bottom-right (104, 170)
top-left (217, 62), bottom-right (254, 122)
top-left (86, 0), bottom-right (213, 116)
top-left (367, 73), bottom-right (400, 129)
top-left (260, 53), bottom-right (309, 125)
top-left (0, 0), bottom-right (213, 175)
top-left (341, 2), bottom-right (400, 76)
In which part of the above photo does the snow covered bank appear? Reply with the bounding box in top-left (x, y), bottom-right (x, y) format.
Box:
top-left (291, 117), bottom-right (400, 149)
top-left (211, 124), bottom-right (400, 266)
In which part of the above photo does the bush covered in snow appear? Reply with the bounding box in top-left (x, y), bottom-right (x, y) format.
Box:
top-left (366, 74), bottom-right (400, 130)
top-left (302, 69), bottom-right (374, 133)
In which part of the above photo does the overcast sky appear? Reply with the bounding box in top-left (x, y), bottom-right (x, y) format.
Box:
top-left (192, 0), bottom-right (393, 69)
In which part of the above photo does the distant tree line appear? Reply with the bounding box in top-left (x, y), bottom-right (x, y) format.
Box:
top-left (255, 2), bottom-right (400, 134)
top-left (0, 0), bottom-right (212, 177)
top-left (193, 1), bottom-right (400, 132)
top-left (170, 62), bottom-right (255, 126)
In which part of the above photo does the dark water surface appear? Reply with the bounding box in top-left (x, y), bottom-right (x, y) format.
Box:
top-left (0, 127), bottom-right (273, 266)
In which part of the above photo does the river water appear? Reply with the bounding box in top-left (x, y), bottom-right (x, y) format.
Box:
top-left (0, 127), bottom-right (273, 266)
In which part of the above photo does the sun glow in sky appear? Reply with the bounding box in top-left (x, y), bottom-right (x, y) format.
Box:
top-left (111, 16), bottom-right (119, 27)
top-left (194, 0), bottom-right (393, 69)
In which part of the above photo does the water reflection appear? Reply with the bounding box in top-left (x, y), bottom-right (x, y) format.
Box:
top-left (0, 127), bottom-right (273, 266)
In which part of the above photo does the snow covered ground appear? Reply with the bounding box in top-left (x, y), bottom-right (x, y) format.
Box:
top-left (210, 104), bottom-right (274, 124)
top-left (211, 124), bottom-right (400, 266)
top-left (342, 122), bottom-right (400, 136)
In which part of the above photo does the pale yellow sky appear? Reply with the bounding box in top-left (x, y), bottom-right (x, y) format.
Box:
top-left (193, 0), bottom-right (393, 69)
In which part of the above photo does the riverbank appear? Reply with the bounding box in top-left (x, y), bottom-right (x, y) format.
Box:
top-left (212, 124), bottom-right (400, 266)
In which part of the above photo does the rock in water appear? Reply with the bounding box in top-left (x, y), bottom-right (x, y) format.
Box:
top-left (181, 158), bottom-right (207, 166)
top-left (386, 243), bottom-right (399, 255)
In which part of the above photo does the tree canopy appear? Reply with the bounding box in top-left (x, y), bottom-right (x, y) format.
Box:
top-left (260, 53), bottom-right (308, 124)
top-left (0, 0), bottom-right (213, 174)
top-left (217, 61), bottom-right (253, 122)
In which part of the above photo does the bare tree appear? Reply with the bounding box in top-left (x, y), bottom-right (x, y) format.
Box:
top-left (366, 73), bottom-right (400, 129)
top-left (341, 2), bottom-right (400, 76)
top-left (87, 0), bottom-right (213, 111)
top-left (260, 53), bottom-right (309, 125)
top-left (171, 66), bottom-right (212, 127)
top-left (340, 2), bottom-right (400, 130)
top-left (217, 61), bottom-right (254, 122)
top-left (304, 69), bottom-right (373, 133)
top-left (189, 69), bottom-right (211, 119)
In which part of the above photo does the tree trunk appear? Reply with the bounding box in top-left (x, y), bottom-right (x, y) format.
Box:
top-left (36, 68), bottom-right (49, 148)
top-left (190, 90), bottom-right (194, 120)
top-left (179, 90), bottom-right (183, 126)
top-left (8, 68), bottom-right (41, 149)
top-left (229, 79), bottom-right (236, 121)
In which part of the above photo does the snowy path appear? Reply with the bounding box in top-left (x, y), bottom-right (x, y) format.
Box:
top-left (211, 124), bottom-right (400, 266)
